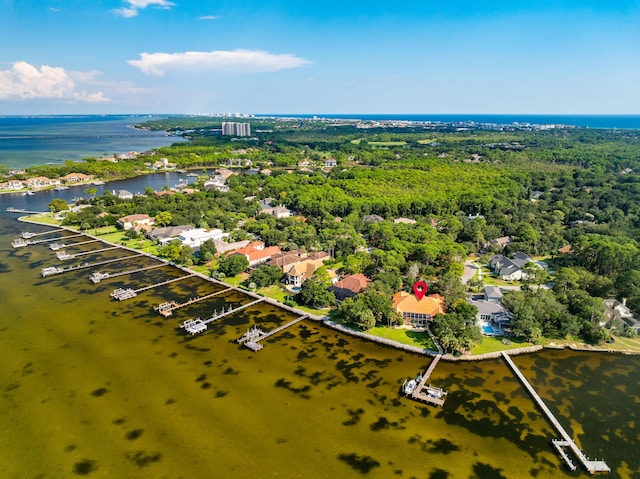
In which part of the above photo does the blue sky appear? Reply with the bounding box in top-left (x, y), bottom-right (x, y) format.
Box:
top-left (1, 0), bottom-right (639, 114)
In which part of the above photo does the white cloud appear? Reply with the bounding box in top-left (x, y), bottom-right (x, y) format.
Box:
top-left (113, 0), bottom-right (174, 18)
top-left (128, 49), bottom-right (312, 76)
top-left (198, 15), bottom-right (220, 20)
top-left (0, 62), bottom-right (108, 103)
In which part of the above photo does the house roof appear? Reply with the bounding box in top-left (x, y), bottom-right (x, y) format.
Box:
top-left (484, 286), bottom-right (503, 300)
top-left (286, 258), bottom-right (325, 278)
top-left (147, 225), bottom-right (194, 240)
top-left (392, 292), bottom-right (445, 317)
top-left (118, 214), bottom-right (152, 223)
top-left (333, 274), bottom-right (370, 294)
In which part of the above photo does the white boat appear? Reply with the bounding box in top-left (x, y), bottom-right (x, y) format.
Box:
top-left (54, 185), bottom-right (69, 191)
top-left (22, 190), bottom-right (35, 196)
top-left (92, 180), bottom-right (105, 185)
top-left (403, 379), bottom-right (417, 395)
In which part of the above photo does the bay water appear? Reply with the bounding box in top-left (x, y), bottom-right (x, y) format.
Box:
top-left (0, 211), bottom-right (638, 478)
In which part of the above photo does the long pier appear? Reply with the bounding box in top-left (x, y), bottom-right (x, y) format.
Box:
top-left (242, 315), bottom-right (308, 351)
top-left (41, 254), bottom-right (144, 277)
top-left (25, 233), bottom-right (85, 245)
top-left (57, 246), bottom-right (120, 260)
top-left (134, 274), bottom-right (199, 293)
top-left (155, 288), bottom-right (239, 317)
top-left (21, 229), bottom-right (62, 239)
top-left (53, 239), bottom-right (100, 249)
top-left (409, 355), bottom-right (447, 407)
top-left (501, 352), bottom-right (610, 474)
top-left (89, 264), bottom-right (167, 283)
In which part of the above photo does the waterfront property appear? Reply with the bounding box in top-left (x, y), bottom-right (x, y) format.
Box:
top-left (502, 352), bottom-right (610, 474)
top-left (392, 292), bottom-right (445, 327)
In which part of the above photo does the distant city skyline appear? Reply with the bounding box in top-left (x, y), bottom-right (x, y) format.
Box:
top-left (1, 1), bottom-right (639, 114)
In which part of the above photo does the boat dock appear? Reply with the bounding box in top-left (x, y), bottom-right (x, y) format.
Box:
top-left (21, 230), bottom-right (62, 239)
top-left (409, 354), bottom-right (447, 407)
top-left (133, 274), bottom-right (199, 293)
top-left (56, 246), bottom-right (120, 260)
top-left (501, 352), bottom-right (610, 474)
top-left (52, 239), bottom-right (100, 249)
top-left (89, 264), bottom-right (166, 283)
top-left (238, 315), bottom-right (308, 351)
top-left (154, 288), bottom-right (237, 317)
top-left (22, 233), bottom-right (84, 245)
top-left (40, 254), bottom-right (144, 277)
top-left (110, 274), bottom-right (200, 300)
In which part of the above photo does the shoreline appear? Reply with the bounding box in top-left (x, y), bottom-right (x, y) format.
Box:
top-left (15, 214), bottom-right (640, 360)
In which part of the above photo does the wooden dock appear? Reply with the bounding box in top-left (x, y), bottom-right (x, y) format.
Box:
top-left (23, 233), bottom-right (84, 245)
top-left (501, 352), bottom-right (610, 474)
top-left (21, 230), bottom-right (62, 239)
top-left (133, 274), bottom-right (199, 293)
top-left (56, 246), bottom-right (119, 260)
top-left (409, 355), bottom-right (447, 407)
top-left (89, 264), bottom-right (166, 283)
top-left (154, 288), bottom-right (238, 317)
top-left (40, 254), bottom-right (144, 277)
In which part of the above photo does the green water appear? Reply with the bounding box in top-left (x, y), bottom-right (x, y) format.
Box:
top-left (0, 217), bottom-right (638, 478)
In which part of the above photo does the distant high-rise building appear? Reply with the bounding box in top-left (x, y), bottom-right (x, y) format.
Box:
top-left (222, 122), bottom-right (251, 136)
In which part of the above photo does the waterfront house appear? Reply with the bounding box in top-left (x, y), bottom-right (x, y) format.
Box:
top-left (284, 258), bottom-right (327, 287)
top-left (117, 214), bottom-right (155, 231)
top-left (115, 190), bottom-right (134, 200)
top-left (227, 241), bottom-right (281, 267)
top-left (603, 298), bottom-right (640, 334)
top-left (178, 228), bottom-right (225, 249)
top-left (146, 225), bottom-right (195, 244)
top-left (392, 292), bottom-right (445, 327)
top-left (0, 180), bottom-right (24, 190)
top-left (60, 173), bottom-right (92, 184)
top-left (24, 176), bottom-right (60, 188)
top-left (330, 274), bottom-right (371, 301)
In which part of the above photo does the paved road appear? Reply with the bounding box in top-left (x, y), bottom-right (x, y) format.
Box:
top-left (462, 260), bottom-right (478, 284)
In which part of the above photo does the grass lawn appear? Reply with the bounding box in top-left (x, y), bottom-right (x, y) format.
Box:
top-left (543, 335), bottom-right (640, 353)
top-left (368, 326), bottom-right (438, 350)
top-left (471, 336), bottom-right (533, 355)
top-left (368, 141), bottom-right (407, 146)
top-left (259, 285), bottom-right (289, 302)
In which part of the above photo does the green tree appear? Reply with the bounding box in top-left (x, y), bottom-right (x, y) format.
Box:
top-left (155, 211), bottom-right (173, 227)
top-left (48, 198), bottom-right (69, 213)
top-left (217, 254), bottom-right (249, 277)
top-left (250, 265), bottom-right (284, 288)
top-left (298, 277), bottom-right (335, 308)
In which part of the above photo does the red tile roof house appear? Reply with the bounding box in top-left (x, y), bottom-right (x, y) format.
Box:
top-left (227, 241), bottom-right (281, 267)
top-left (60, 173), bottom-right (93, 184)
top-left (392, 292), bottom-right (445, 328)
top-left (330, 274), bottom-right (371, 301)
top-left (116, 214), bottom-right (155, 231)
top-left (24, 176), bottom-right (60, 188)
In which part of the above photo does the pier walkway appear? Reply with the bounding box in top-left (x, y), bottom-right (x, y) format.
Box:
top-left (409, 355), bottom-right (447, 407)
top-left (52, 239), bottom-right (100, 250)
top-left (25, 233), bottom-right (84, 245)
top-left (154, 288), bottom-right (238, 317)
top-left (41, 254), bottom-right (144, 277)
top-left (89, 264), bottom-right (166, 283)
top-left (134, 274), bottom-right (199, 293)
top-left (21, 229), bottom-right (62, 239)
top-left (242, 315), bottom-right (308, 351)
top-left (501, 352), bottom-right (610, 474)
top-left (57, 246), bottom-right (119, 260)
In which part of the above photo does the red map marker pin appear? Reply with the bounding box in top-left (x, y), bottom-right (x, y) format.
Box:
top-left (413, 281), bottom-right (428, 301)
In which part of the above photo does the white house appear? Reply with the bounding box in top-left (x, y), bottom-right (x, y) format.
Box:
top-left (177, 228), bottom-right (225, 249)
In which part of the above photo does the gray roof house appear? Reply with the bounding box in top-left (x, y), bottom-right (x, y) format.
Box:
top-left (603, 298), bottom-right (640, 333)
top-left (484, 286), bottom-right (503, 302)
top-left (146, 225), bottom-right (195, 244)
top-left (490, 252), bottom-right (533, 281)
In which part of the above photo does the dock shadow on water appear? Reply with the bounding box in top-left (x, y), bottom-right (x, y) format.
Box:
top-left (0, 217), bottom-right (637, 478)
